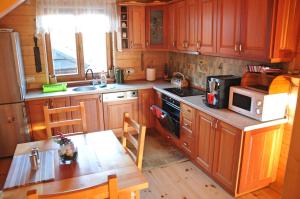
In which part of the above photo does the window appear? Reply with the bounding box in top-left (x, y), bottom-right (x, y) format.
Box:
top-left (37, 0), bottom-right (117, 81)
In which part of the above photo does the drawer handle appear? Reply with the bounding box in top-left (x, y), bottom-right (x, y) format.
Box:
top-left (186, 109), bottom-right (191, 113)
top-left (183, 142), bottom-right (189, 147)
top-left (184, 123), bottom-right (190, 128)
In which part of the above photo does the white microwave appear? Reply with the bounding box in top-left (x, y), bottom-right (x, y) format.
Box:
top-left (228, 86), bottom-right (288, 121)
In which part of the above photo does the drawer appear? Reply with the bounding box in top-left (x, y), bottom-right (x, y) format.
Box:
top-left (181, 103), bottom-right (194, 120)
top-left (180, 128), bottom-right (194, 156)
top-left (182, 117), bottom-right (193, 133)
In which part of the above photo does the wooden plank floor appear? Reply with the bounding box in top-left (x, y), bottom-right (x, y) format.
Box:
top-left (141, 160), bottom-right (281, 199)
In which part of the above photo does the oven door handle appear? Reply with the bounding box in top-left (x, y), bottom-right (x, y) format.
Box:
top-left (162, 99), bottom-right (180, 111)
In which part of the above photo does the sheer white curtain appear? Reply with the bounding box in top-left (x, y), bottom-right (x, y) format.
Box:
top-left (36, 0), bottom-right (118, 34)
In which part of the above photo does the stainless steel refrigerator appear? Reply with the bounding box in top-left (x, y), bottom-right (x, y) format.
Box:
top-left (0, 32), bottom-right (30, 157)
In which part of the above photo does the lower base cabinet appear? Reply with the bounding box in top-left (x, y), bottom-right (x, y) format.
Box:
top-left (154, 100), bottom-right (284, 197)
top-left (212, 121), bottom-right (242, 194)
top-left (70, 94), bottom-right (104, 133)
top-left (238, 125), bottom-right (283, 194)
top-left (103, 99), bottom-right (138, 136)
top-left (26, 94), bottom-right (104, 140)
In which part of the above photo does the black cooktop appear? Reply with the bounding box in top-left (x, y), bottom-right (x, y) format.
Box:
top-left (164, 87), bottom-right (205, 97)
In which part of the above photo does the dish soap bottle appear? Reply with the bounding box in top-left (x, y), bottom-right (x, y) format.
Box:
top-left (100, 71), bottom-right (107, 87)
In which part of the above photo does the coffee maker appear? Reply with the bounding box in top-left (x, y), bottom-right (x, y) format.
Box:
top-left (206, 75), bottom-right (241, 109)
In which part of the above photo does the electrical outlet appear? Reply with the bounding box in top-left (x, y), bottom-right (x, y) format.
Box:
top-left (125, 67), bottom-right (135, 75)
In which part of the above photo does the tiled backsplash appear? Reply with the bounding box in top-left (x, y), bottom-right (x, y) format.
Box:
top-left (169, 52), bottom-right (266, 89)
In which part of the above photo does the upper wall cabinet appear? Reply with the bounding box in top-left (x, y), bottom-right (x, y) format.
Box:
top-left (217, 0), bottom-right (241, 56)
top-left (168, 3), bottom-right (177, 50)
top-left (145, 6), bottom-right (168, 49)
top-left (239, 0), bottom-right (275, 61)
top-left (197, 0), bottom-right (217, 54)
top-left (175, 1), bottom-right (187, 51)
top-left (118, 5), bottom-right (145, 50)
top-left (128, 6), bottom-right (146, 49)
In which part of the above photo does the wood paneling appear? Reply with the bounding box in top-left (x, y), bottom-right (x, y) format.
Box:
top-left (0, 0), bottom-right (25, 18)
top-left (70, 94), bottom-right (104, 133)
top-left (114, 51), bottom-right (168, 80)
top-left (282, 79), bottom-right (300, 199)
top-left (0, 0), bottom-right (48, 90)
top-left (238, 126), bottom-right (283, 194)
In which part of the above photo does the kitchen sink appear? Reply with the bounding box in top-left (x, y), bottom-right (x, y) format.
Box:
top-left (72, 86), bottom-right (97, 92)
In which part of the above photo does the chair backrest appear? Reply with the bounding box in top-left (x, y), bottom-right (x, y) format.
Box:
top-left (43, 102), bottom-right (87, 138)
top-left (122, 112), bottom-right (146, 170)
top-left (27, 175), bottom-right (118, 199)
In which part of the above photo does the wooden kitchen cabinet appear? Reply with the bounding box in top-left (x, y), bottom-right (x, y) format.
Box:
top-left (128, 6), bottom-right (145, 49)
top-left (239, 0), bottom-right (274, 60)
top-left (26, 99), bottom-right (49, 140)
top-left (50, 97), bottom-right (73, 135)
top-left (185, 0), bottom-right (198, 51)
top-left (238, 125), bottom-right (283, 194)
top-left (175, 0), bottom-right (187, 51)
top-left (194, 111), bottom-right (216, 174)
top-left (217, 0), bottom-right (241, 56)
top-left (103, 99), bottom-right (138, 135)
top-left (180, 103), bottom-right (196, 157)
top-left (168, 3), bottom-right (177, 49)
top-left (145, 6), bottom-right (168, 49)
top-left (138, 89), bottom-right (154, 128)
top-left (212, 120), bottom-right (242, 194)
top-left (197, 0), bottom-right (217, 54)
top-left (70, 94), bottom-right (104, 133)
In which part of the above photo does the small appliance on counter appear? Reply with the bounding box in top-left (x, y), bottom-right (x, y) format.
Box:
top-left (146, 67), bottom-right (156, 81)
top-left (228, 72), bottom-right (290, 121)
top-left (206, 75), bottom-right (241, 109)
top-left (171, 72), bottom-right (189, 88)
top-left (114, 68), bottom-right (124, 84)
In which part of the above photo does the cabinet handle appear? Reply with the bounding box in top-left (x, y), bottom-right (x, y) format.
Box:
top-left (183, 142), bottom-right (189, 147)
top-left (196, 41), bottom-right (200, 49)
top-left (130, 41), bottom-right (133, 48)
top-left (146, 41), bottom-right (149, 47)
top-left (215, 120), bottom-right (219, 129)
top-left (239, 44), bottom-right (242, 52)
top-left (234, 44), bottom-right (238, 52)
top-left (172, 41), bottom-right (176, 47)
top-left (184, 123), bottom-right (190, 128)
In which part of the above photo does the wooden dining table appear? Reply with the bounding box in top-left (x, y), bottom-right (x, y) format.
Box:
top-left (2, 130), bottom-right (148, 199)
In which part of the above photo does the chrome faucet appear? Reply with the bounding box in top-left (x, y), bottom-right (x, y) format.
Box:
top-left (85, 69), bottom-right (97, 86)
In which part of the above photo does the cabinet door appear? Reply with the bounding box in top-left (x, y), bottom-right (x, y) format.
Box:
top-left (240, 0), bottom-right (274, 60)
top-left (103, 99), bottom-right (138, 130)
top-left (128, 6), bottom-right (145, 49)
top-left (145, 6), bottom-right (167, 49)
top-left (175, 1), bottom-right (187, 50)
top-left (238, 126), bottom-right (283, 194)
top-left (26, 99), bottom-right (49, 140)
top-left (197, 0), bottom-right (217, 54)
top-left (186, 0), bottom-right (198, 51)
top-left (168, 3), bottom-right (177, 49)
top-left (217, 0), bottom-right (241, 56)
top-left (138, 89), bottom-right (154, 128)
top-left (194, 111), bottom-right (216, 174)
top-left (70, 94), bottom-right (104, 133)
top-left (50, 97), bottom-right (73, 135)
top-left (212, 121), bottom-right (242, 194)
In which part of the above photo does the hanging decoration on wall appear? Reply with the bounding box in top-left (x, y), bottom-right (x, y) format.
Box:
top-left (33, 36), bottom-right (42, 73)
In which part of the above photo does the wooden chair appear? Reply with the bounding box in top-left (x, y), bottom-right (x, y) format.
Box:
top-left (122, 112), bottom-right (147, 170)
top-left (43, 102), bottom-right (87, 138)
top-left (27, 175), bottom-right (118, 199)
